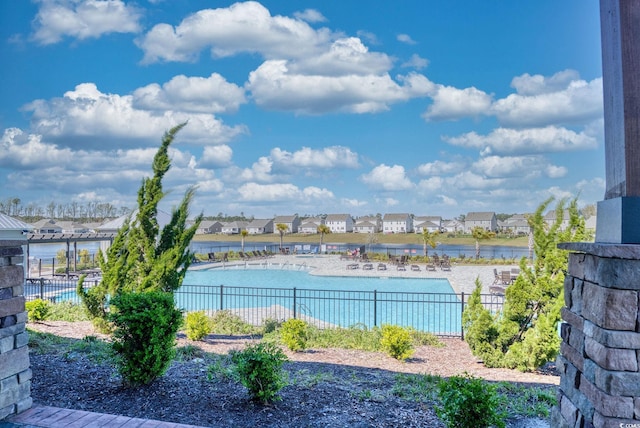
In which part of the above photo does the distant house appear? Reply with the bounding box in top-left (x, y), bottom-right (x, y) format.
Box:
top-left (325, 214), bottom-right (354, 233)
top-left (55, 221), bottom-right (91, 234)
top-left (442, 219), bottom-right (464, 233)
top-left (383, 213), bottom-right (413, 234)
top-left (221, 221), bottom-right (248, 235)
top-left (544, 210), bottom-right (572, 231)
top-left (31, 219), bottom-right (63, 234)
top-left (414, 216), bottom-right (442, 233)
top-left (246, 219), bottom-right (274, 235)
top-left (353, 216), bottom-right (381, 233)
top-left (273, 215), bottom-right (300, 234)
top-left (299, 217), bottom-right (325, 234)
top-left (97, 210), bottom-right (173, 233)
top-left (500, 214), bottom-right (531, 235)
top-left (196, 220), bottom-right (223, 234)
top-left (0, 213), bottom-right (31, 240)
top-left (464, 212), bottom-right (497, 233)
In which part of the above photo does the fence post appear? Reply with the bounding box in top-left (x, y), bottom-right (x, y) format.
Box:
top-left (293, 287), bottom-right (297, 319)
top-left (373, 290), bottom-right (377, 327)
top-left (460, 292), bottom-right (465, 340)
top-left (220, 284), bottom-right (224, 310)
top-left (39, 278), bottom-right (44, 300)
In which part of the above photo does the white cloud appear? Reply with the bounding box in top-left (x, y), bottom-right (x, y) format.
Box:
top-left (445, 126), bottom-right (598, 155)
top-left (237, 182), bottom-right (333, 202)
top-left (492, 73), bottom-right (603, 127)
top-left (23, 83), bottom-right (248, 148)
top-left (132, 73), bottom-right (246, 114)
top-left (416, 160), bottom-right (465, 176)
top-left (397, 34), bottom-right (416, 45)
top-left (247, 61), bottom-right (432, 114)
top-left (447, 171), bottom-right (505, 190)
top-left (293, 9), bottom-right (327, 23)
top-left (401, 54), bottom-right (428, 70)
top-left (137, 2), bottom-right (333, 63)
top-left (361, 164), bottom-right (414, 191)
top-left (236, 157), bottom-right (275, 183)
top-left (270, 146), bottom-right (359, 171)
top-left (341, 198), bottom-right (367, 207)
top-left (545, 164), bottom-right (568, 178)
top-left (32, 0), bottom-right (142, 45)
top-left (200, 145), bottom-right (233, 168)
top-left (423, 85), bottom-right (493, 121)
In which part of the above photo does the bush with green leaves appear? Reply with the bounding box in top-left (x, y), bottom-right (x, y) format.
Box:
top-left (231, 341), bottom-right (288, 403)
top-left (109, 291), bottom-right (183, 386)
top-left (25, 299), bottom-right (51, 321)
top-left (184, 311), bottom-right (211, 341)
top-left (210, 310), bottom-right (255, 335)
top-left (380, 324), bottom-right (414, 361)
top-left (280, 318), bottom-right (309, 351)
top-left (437, 373), bottom-right (506, 428)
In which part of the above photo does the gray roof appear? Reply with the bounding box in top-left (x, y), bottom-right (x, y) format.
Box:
top-left (466, 212), bottom-right (495, 221)
top-left (383, 213), bottom-right (410, 221)
top-left (0, 213), bottom-right (32, 231)
top-left (325, 214), bottom-right (351, 221)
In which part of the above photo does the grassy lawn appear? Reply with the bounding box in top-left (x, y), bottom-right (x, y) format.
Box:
top-left (192, 232), bottom-right (529, 247)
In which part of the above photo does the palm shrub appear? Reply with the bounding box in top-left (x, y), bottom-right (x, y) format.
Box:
top-left (185, 311), bottom-right (211, 341)
top-left (280, 318), bottom-right (309, 352)
top-left (232, 341), bottom-right (288, 403)
top-left (380, 324), bottom-right (414, 361)
top-left (109, 291), bottom-right (183, 386)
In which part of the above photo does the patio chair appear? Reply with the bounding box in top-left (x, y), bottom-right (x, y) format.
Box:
top-left (363, 263), bottom-right (373, 270)
top-left (410, 264), bottom-right (420, 271)
top-left (377, 263), bottom-right (387, 271)
top-left (426, 263), bottom-right (436, 271)
top-left (501, 270), bottom-right (512, 285)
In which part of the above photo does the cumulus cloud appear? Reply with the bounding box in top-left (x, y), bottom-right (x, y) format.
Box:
top-left (341, 198), bottom-right (367, 207)
top-left (23, 83), bottom-right (248, 148)
top-left (492, 72), bottom-right (603, 127)
top-left (416, 160), bottom-right (465, 176)
top-left (293, 8), bottom-right (327, 23)
top-left (422, 85), bottom-right (493, 121)
top-left (248, 61), bottom-right (433, 114)
top-left (270, 146), bottom-right (359, 171)
top-left (397, 34), bottom-right (416, 45)
top-left (32, 0), bottom-right (142, 45)
top-left (472, 155), bottom-right (566, 179)
top-left (237, 182), bottom-right (333, 202)
top-left (132, 73), bottom-right (246, 114)
top-left (200, 145), bottom-right (233, 168)
top-left (137, 1), bottom-right (333, 63)
top-left (445, 126), bottom-right (598, 155)
top-left (361, 164), bottom-right (414, 191)
top-left (401, 54), bottom-right (428, 70)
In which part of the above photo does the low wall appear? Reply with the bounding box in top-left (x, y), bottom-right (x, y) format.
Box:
top-left (554, 243), bottom-right (640, 427)
top-left (0, 239), bottom-right (31, 420)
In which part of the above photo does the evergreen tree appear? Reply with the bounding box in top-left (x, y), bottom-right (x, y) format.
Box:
top-left (462, 197), bottom-right (586, 371)
top-left (78, 123), bottom-right (202, 328)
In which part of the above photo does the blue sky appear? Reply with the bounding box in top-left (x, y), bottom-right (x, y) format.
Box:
top-left (0, 0), bottom-right (604, 219)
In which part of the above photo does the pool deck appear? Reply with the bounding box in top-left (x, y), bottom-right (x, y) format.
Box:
top-left (191, 254), bottom-right (519, 295)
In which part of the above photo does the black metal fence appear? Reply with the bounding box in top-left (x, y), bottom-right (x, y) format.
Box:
top-left (25, 279), bottom-right (505, 338)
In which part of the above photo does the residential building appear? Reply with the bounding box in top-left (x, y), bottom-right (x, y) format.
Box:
top-left (246, 219), bottom-right (274, 235)
top-left (353, 216), bottom-right (381, 233)
top-left (196, 220), bottom-right (223, 234)
top-left (31, 219), bottom-right (62, 234)
top-left (221, 221), bottom-right (248, 235)
top-left (299, 217), bottom-right (325, 234)
top-left (273, 215), bottom-right (300, 234)
top-left (382, 213), bottom-right (413, 233)
top-left (464, 212), bottom-right (497, 233)
top-left (544, 210), bottom-right (572, 231)
top-left (325, 214), bottom-right (354, 233)
top-left (414, 216), bottom-right (442, 233)
top-left (442, 219), bottom-right (464, 233)
top-left (500, 214), bottom-right (531, 235)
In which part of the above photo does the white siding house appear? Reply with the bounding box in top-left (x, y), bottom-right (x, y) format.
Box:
top-left (273, 215), bottom-right (300, 234)
top-left (354, 216), bottom-right (381, 233)
top-left (299, 217), bottom-right (325, 234)
top-left (325, 214), bottom-right (354, 233)
top-left (414, 216), bottom-right (442, 233)
top-left (382, 213), bottom-right (413, 233)
top-left (221, 221), bottom-right (248, 235)
top-left (464, 212), bottom-right (497, 233)
top-left (246, 219), bottom-right (274, 235)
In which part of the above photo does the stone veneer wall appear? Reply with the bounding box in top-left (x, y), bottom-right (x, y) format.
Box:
top-left (554, 243), bottom-right (640, 427)
top-left (0, 239), bottom-right (31, 420)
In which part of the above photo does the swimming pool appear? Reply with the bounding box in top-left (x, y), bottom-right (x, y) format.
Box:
top-left (179, 268), bottom-right (462, 335)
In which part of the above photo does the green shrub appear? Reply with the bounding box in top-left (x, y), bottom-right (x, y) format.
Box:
top-left (26, 299), bottom-right (51, 321)
top-left (380, 324), bottom-right (414, 361)
top-left (280, 318), bottom-right (309, 352)
top-left (261, 317), bottom-right (282, 334)
top-left (437, 373), bottom-right (506, 428)
top-left (185, 311), bottom-right (211, 341)
top-left (109, 291), bottom-right (183, 386)
top-left (231, 341), bottom-right (288, 403)
top-left (47, 301), bottom-right (89, 321)
top-left (210, 310), bottom-right (255, 335)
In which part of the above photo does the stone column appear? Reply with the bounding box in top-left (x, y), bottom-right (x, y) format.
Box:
top-left (0, 239), bottom-right (32, 419)
top-left (554, 1), bottom-right (640, 426)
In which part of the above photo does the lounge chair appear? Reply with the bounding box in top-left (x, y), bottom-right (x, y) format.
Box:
top-left (410, 264), bottom-right (420, 271)
top-left (377, 263), bottom-right (387, 271)
top-left (441, 260), bottom-right (451, 271)
top-left (426, 263), bottom-right (436, 271)
top-left (363, 263), bottom-right (373, 270)
top-left (397, 264), bottom-right (406, 271)
top-left (501, 270), bottom-right (512, 285)
top-left (493, 268), bottom-right (500, 284)
top-left (347, 263), bottom-right (359, 270)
